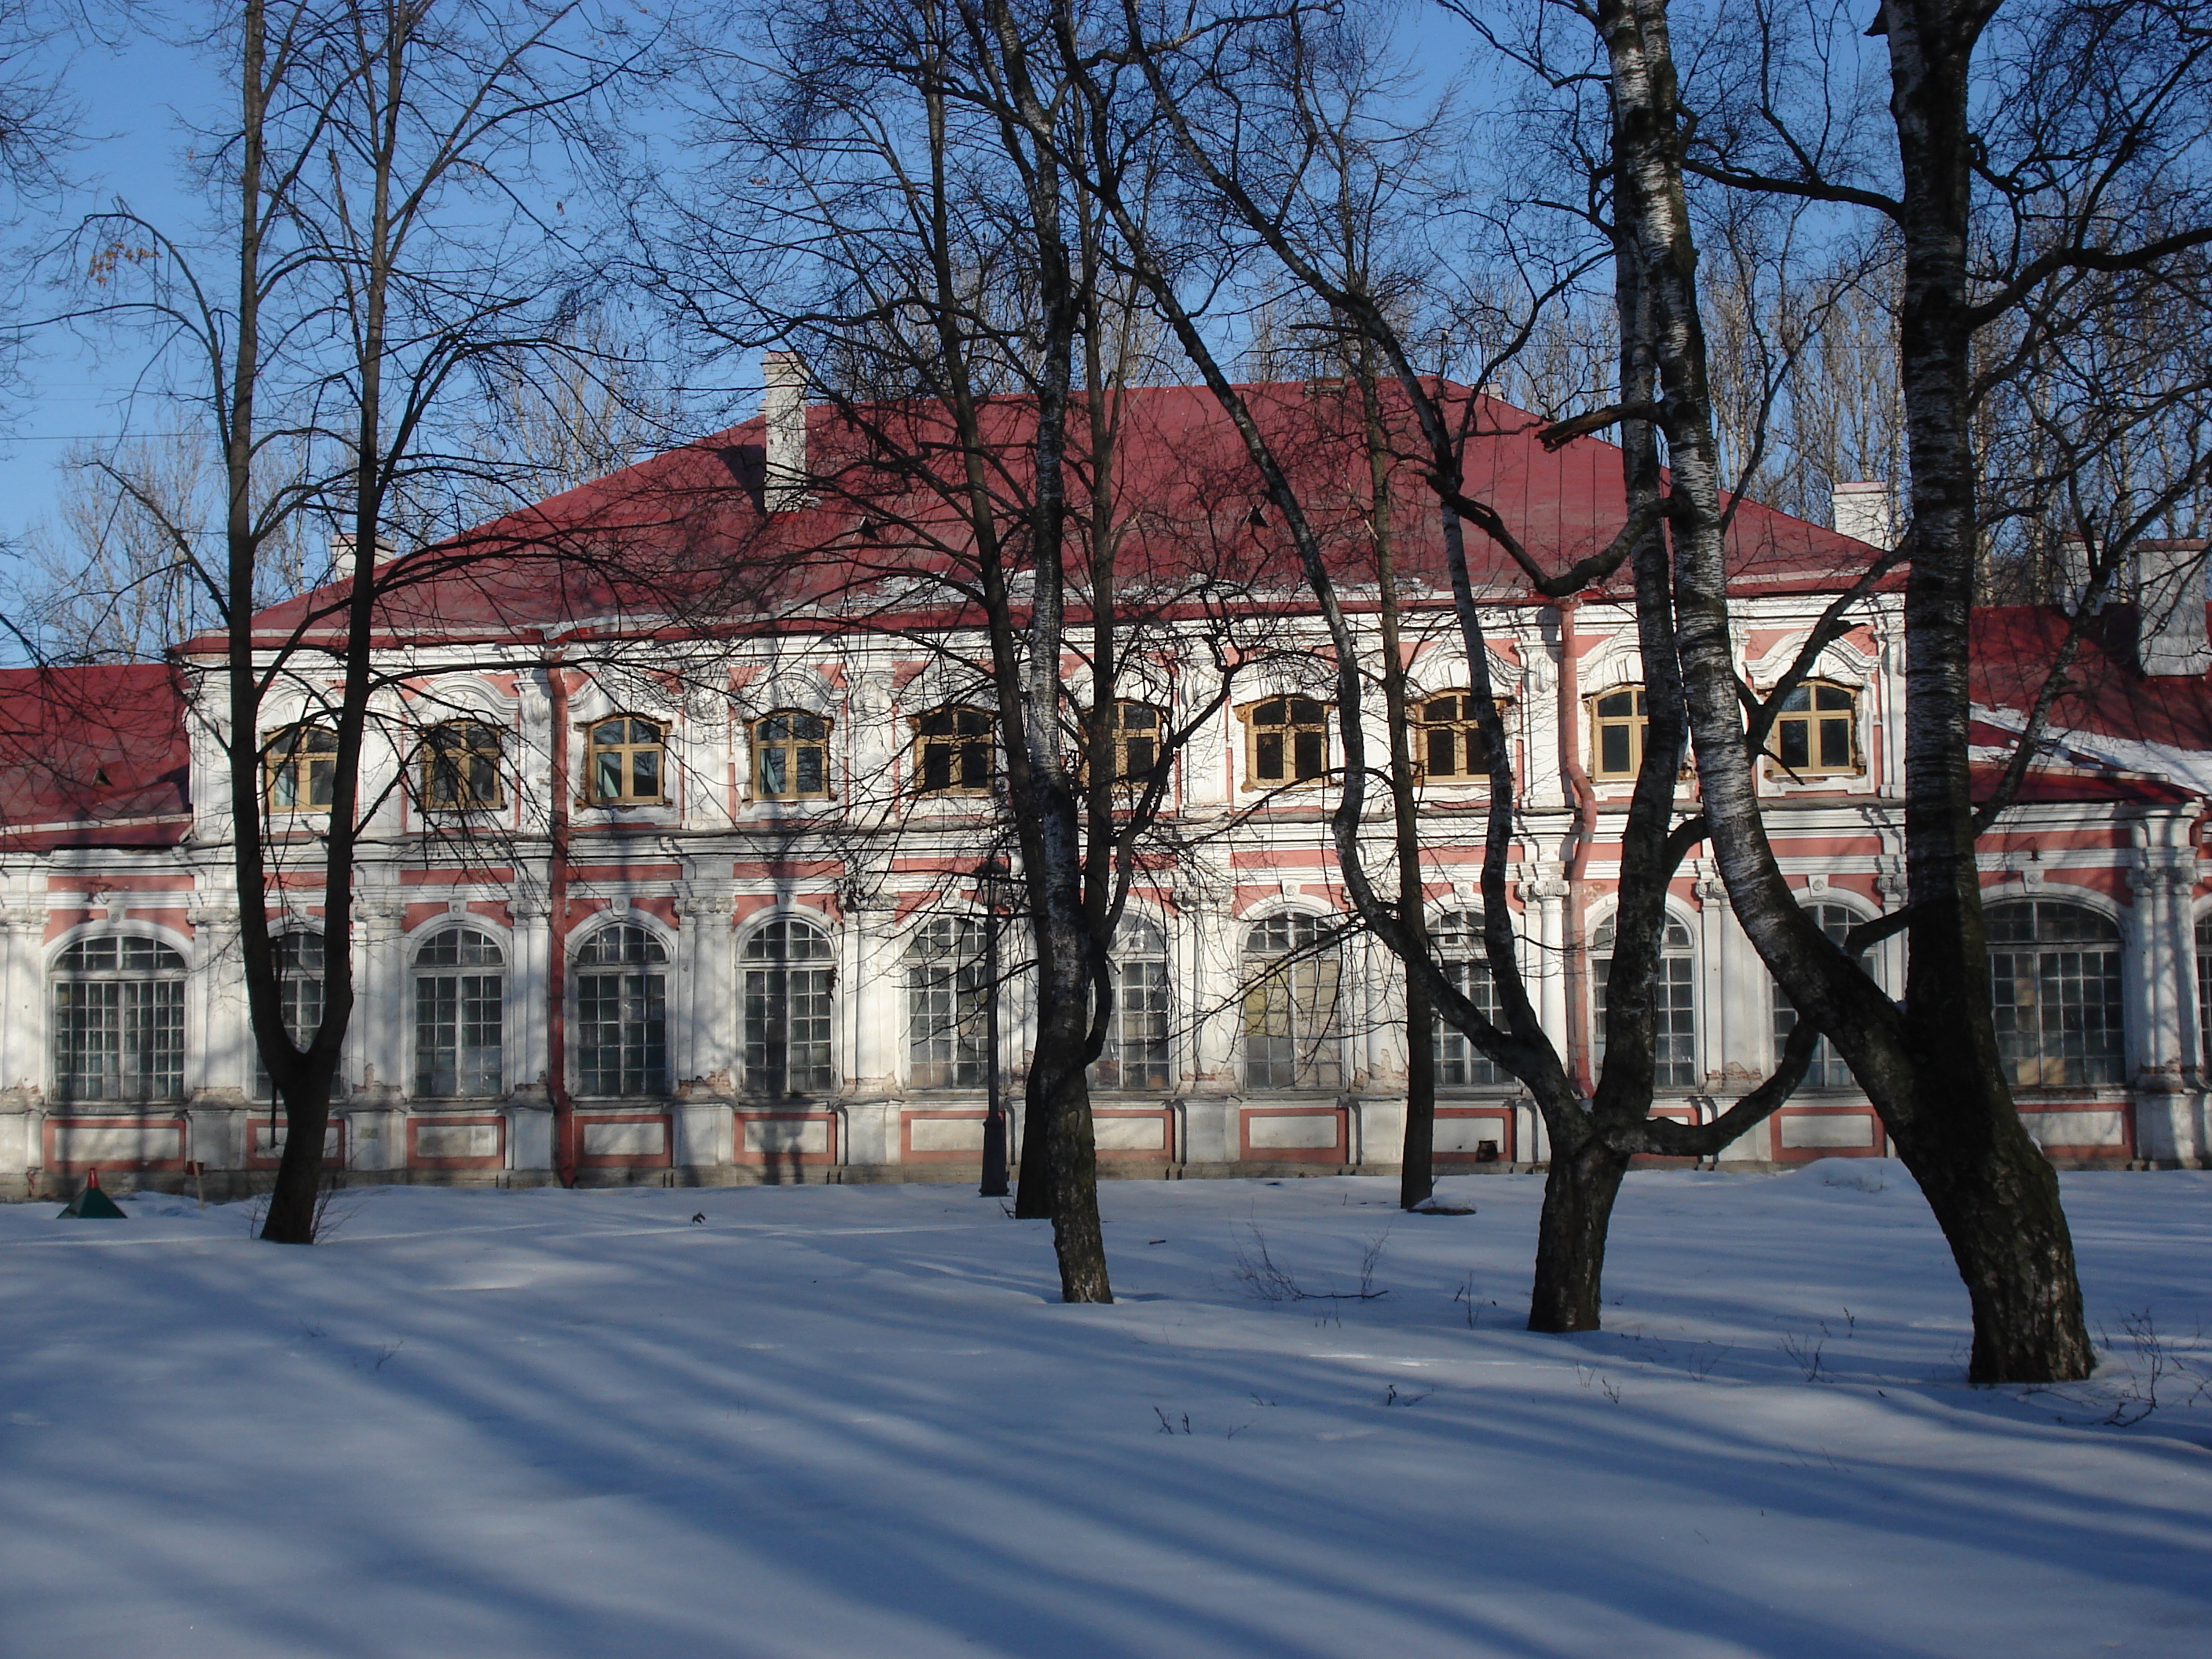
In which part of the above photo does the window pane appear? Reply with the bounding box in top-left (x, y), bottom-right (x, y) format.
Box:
top-left (1600, 724), bottom-right (1630, 775)
top-left (1293, 730), bottom-right (1324, 780)
top-left (1433, 938), bottom-right (1504, 1088)
top-left (795, 747), bottom-right (824, 794)
top-left (1256, 731), bottom-right (1283, 779)
top-left (576, 969), bottom-right (667, 1095)
top-left (1780, 722), bottom-right (1810, 767)
top-left (1242, 923), bottom-right (1339, 1089)
top-left (1818, 717), bottom-right (1851, 769)
top-left (631, 749), bottom-right (660, 798)
top-left (1594, 925), bottom-right (1696, 1088)
top-left (906, 917), bottom-right (988, 1089)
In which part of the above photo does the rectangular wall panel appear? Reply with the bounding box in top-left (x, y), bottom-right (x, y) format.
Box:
top-left (2020, 1109), bottom-right (2126, 1148)
top-left (1247, 1113), bottom-right (1339, 1150)
top-left (1778, 1114), bottom-right (1877, 1149)
top-left (415, 1122), bottom-right (500, 1160)
top-left (583, 1119), bottom-right (668, 1159)
top-left (908, 1116), bottom-right (987, 1152)
top-left (53, 1123), bottom-right (183, 1166)
top-left (743, 1117), bottom-right (830, 1155)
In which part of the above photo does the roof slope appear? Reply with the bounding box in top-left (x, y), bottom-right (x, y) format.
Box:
top-left (0, 665), bottom-right (191, 849)
top-left (1970, 605), bottom-right (2212, 806)
top-left (212, 379), bottom-right (1884, 648)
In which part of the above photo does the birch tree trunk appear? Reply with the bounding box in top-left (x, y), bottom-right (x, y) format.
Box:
top-left (1592, 0), bottom-right (2092, 1380)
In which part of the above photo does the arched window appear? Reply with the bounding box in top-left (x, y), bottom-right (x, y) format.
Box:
top-left (1988, 899), bottom-right (2124, 1086)
top-left (1415, 694), bottom-right (1491, 782)
top-left (2198, 911), bottom-right (2212, 1073)
top-left (420, 720), bottom-right (504, 809)
top-left (1770, 903), bottom-right (1867, 1090)
top-left (1243, 696), bottom-right (1329, 788)
top-left (1430, 911), bottom-right (1504, 1086)
top-left (1588, 688), bottom-right (1647, 780)
top-left (1107, 701), bottom-right (1164, 784)
top-left (414, 926), bottom-right (505, 1097)
top-left (753, 711), bottom-right (831, 800)
top-left (1591, 913), bottom-right (1697, 1088)
top-left (742, 916), bottom-right (835, 1095)
top-left (1767, 681), bottom-right (1861, 776)
top-left (254, 930), bottom-right (326, 1097)
top-left (1242, 913), bottom-right (1342, 1090)
top-left (585, 716), bottom-right (667, 806)
top-left (905, 916), bottom-right (988, 1088)
top-left (1096, 916), bottom-right (1171, 1090)
top-left (573, 922), bottom-right (668, 1096)
top-left (264, 723), bottom-right (338, 811)
top-left (53, 936), bottom-right (186, 1102)
top-left (913, 706), bottom-right (994, 794)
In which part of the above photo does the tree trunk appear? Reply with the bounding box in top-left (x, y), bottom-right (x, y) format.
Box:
top-left (259, 1075), bottom-right (334, 1243)
top-left (1022, 846), bottom-right (1112, 1299)
top-left (1401, 976), bottom-right (1437, 1209)
top-left (1885, 0), bottom-right (2093, 1382)
top-left (1527, 1132), bottom-right (1632, 1332)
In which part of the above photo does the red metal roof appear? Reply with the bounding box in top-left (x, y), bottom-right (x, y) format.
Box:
top-left (193, 380), bottom-right (1884, 650)
top-left (0, 665), bottom-right (192, 848)
top-left (1970, 606), bottom-right (2212, 805)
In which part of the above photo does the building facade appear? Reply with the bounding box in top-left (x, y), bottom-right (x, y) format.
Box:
top-left (2, 380), bottom-right (2207, 1196)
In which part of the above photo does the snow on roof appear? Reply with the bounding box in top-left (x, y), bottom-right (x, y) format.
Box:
top-left (1970, 605), bottom-right (2212, 807)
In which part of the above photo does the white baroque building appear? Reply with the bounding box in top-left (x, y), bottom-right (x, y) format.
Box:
top-left (1, 379), bottom-right (2207, 1196)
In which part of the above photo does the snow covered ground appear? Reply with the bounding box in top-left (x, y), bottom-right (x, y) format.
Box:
top-left (2, 1164), bottom-right (2208, 1658)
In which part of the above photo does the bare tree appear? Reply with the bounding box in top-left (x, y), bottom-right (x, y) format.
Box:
top-left (1084, 0), bottom-right (1821, 1327)
top-left (648, 0), bottom-right (1331, 1300)
top-left (42, 0), bottom-right (638, 1243)
top-left (1620, 0), bottom-right (2212, 1382)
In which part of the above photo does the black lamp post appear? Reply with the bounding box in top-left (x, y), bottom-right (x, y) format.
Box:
top-left (977, 855), bottom-right (1009, 1196)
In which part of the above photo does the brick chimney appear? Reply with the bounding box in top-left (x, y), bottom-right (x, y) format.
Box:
top-left (762, 351), bottom-right (809, 513)
top-left (1831, 481), bottom-right (1898, 550)
top-left (2131, 539), bottom-right (2210, 676)
top-left (331, 531), bottom-right (397, 583)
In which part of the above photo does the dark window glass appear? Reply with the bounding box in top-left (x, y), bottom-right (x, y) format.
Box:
top-left (1591, 689), bottom-right (1646, 779)
top-left (1769, 682), bottom-right (1860, 777)
top-left (1247, 698), bottom-right (1329, 787)
top-left (915, 707), bottom-right (994, 794)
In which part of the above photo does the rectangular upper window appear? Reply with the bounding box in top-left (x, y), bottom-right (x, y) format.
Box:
top-left (1243, 696), bottom-right (1328, 788)
top-left (586, 716), bottom-right (667, 806)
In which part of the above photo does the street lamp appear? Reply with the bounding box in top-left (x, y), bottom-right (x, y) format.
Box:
top-left (977, 855), bottom-right (1009, 1196)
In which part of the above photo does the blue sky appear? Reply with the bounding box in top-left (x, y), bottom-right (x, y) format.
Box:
top-left (0, 2), bottom-right (1487, 578)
